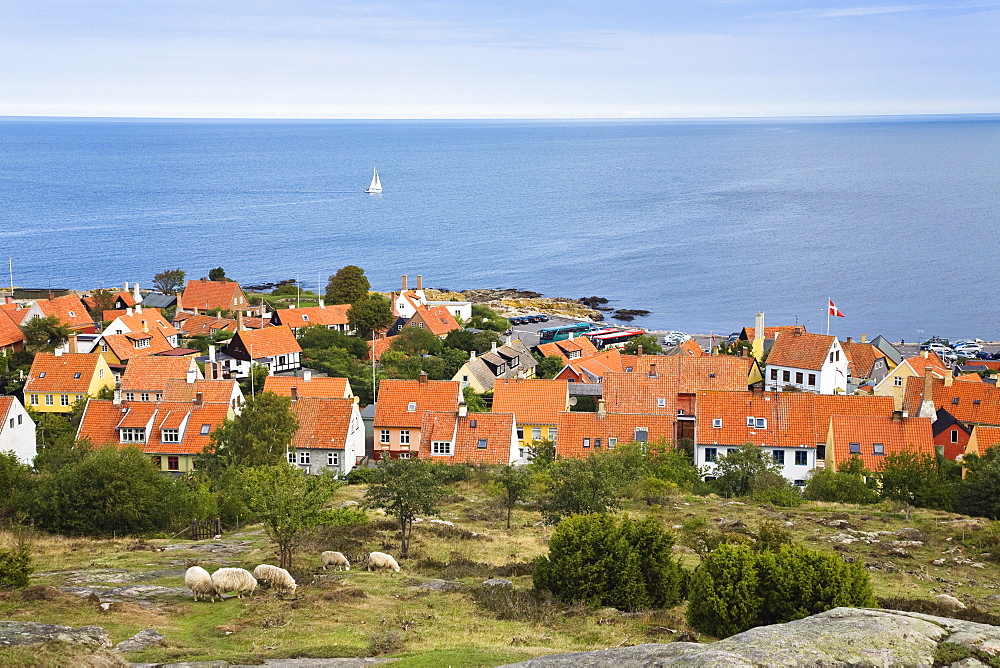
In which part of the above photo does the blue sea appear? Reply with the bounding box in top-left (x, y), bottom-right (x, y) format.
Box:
top-left (1, 116), bottom-right (998, 342)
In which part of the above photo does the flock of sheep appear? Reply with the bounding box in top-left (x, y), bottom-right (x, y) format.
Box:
top-left (184, 551), bottom-right (401, 602)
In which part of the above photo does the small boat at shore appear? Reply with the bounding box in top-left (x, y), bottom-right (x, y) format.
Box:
top-left (366, 167), bottom-right (382, 194)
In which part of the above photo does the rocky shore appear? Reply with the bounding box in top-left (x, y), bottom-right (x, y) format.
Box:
top-left (425, 288), bottom-right (651, 324)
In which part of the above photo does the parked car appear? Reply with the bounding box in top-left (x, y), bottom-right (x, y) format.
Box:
top-left (954, 345), bottom-right (983, 357)
top-left (976, 350), bottom-right (994, 360)
top-left (537, 314), bottom-right (549, 322)
top-left (923, 343), bottom-right (952, 355)
top-left (726, 332), bottom-right (741, 345)
top-left (920, 337), bottom-right (950, 350)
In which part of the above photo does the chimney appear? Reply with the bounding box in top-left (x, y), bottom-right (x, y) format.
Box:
top-left (113, 388), bottom-right (122, 405)
top-left (918, 368), bottom-right (936, 418)
top-left (141, 319), bottom-right (148, 333)
top-left (741, 347), bottom-right (747, 357)
top-left (491, 341), bottom-right (498, 353)
top-left (416, 274), bottom-right (423, 290)
top-left (319, 297), bottom-right (325, 309)
top-left (846, 337), bottom-right (853, 344)
top-left (793, 326), bottom-right (803, 336)
top-left (133, 281), bottom-right (142, 303)
top-left (458, 400), bottom-right (468, 417)
top-left (401, 274), bottom-right (408, 291)
top-left (194, 391), bottom-right (203, 406)
top-left (921, 350), bottom-right (929, 358)
top-left (209, 344), bottom-right (216, 365)
top-left (124, 281), bottom-right (129, 292)
top-left (4, 296), bottom-right (11, 304)
top-left (505, 335), bottom-right (512, 346)
top-left (469, 350), bottom-right (476, 361)
top-left (944, 374), bottom-right (953, 387)
top-left (648, 363), bottom-right (657, 378)
top-left (237, 311), bottom-right (245, 332)
top-left (126, 307), bottom-right (133, 317)
top-left (54, 349), bottom-right (62, 357)
top-left (204, 361), bottom-right (214, 380)
top-left (136, 304), bottom-right (143, 314)
top-left (303, 369), bottom-right (312, 382)
top-left (596, 399), bottom-right (606, 418)
top-left (569, 332), bottom-right (574, 340)
top-left (418, 370), bottom-right (428, 384)
top-left (68, 333), bottom-right (78, 354)
top-left (755, 311), bottom-right (765, 342)
top-left (861, 334), bottom-right (867, 344)
top-left (637, 345), bottom-right (643, 357)
top-left (187, 368), bottom-right (197, 384)
top-left (891, 410), bottom-right (903, 422)
top-left (291, 386), bottom-right (299, 401)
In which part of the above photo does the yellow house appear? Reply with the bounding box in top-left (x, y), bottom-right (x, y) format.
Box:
top-left (872, 351), bottom-right (948, 410)
top-left (23, 352), bottom-right (114, 413)
top-left (963, 426), bottom-right (1000, 477)
top-left (492, 378), bottom-right (569, 457)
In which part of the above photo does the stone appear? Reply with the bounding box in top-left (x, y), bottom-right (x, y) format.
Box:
top-left (896, 527), bottom-right (926, 542)
top-left (936, 594), bottom-right (967, 611)
top-left (0, 620), bottom-right (112, 648)
top-left (499, 607), bottom-right (1000, 667)
top-left (417, 579), bottom-right (462, 592)
top-left (483, 578), bottom-right (514, 588)
top-left (114, 628), bottom-right (165, 652)
top-left (933, 559), bottom-right (946, 566)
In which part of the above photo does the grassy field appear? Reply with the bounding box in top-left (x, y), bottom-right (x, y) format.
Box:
top-left (3, 480), bottom-right (1000, 667)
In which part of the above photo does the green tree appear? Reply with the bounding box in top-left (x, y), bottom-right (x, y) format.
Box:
top-left (239, 465), bottom-right (342, 569)
top-left (298, 325), bottom-right (370, 359)
top-left (462, 386), bottom-right (488, 413)
top-left (21, 315), bottom-right (73, 353)
top-left (621, 335), bottom-right (663, 355)
top-left (492, 465), bottom-right (533, 529)
top-left (0, 549), bottom-right (32, 590)
top-left (0, 452), bottom-right (32, 520)
top-left (879, 448), bottom-right (957, 517)
top-left (390, 327), bottom-right (442, 356)
top-left (539, 452), bottom-right (633, 524)
top-left (534, 355), bottom-right (565, 380)
top-left (534, 515), bottom-right (686, 612)
top-left (32, 411), bottom-right (91, 473)
top-left (686, 544), bottom-right (762, 638)
top-left (152, 268), bottom-right (186, 295)
top-left (199, 392), bottom-right (300, 477)
top-left (363, 457), bottom-right (445, 556)
top-left (244, 362), bottom-right (270, 397)
top-left (804, 458), bottom-right (878, 504)
top-left (710, 442), bottom-right (782, 498)
top-left (957, 445), bottom-right (1000, 519)
top-left (347, 294), bottom-right (395, 339)
top-left (443, 329), bottom-right (500, 354)
top-left (466, 304), bottom-right (509, 332)
top-left (208, 267), bottom-right (227, 281)
top-left (527, 439), bottom-right (556, 471)
top-left (325, 265), bottom-right (371, 305)
top-left (303, 346), bottom-right (376, 405)
top-left (85, 289), bottom-right (117, 320)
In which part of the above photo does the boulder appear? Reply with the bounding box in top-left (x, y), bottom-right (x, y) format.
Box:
top-left (0, 620), bottom-right (112, 648)
top-left (20, 585), bottom-right (70, 602)
top-left (500, 607), bottom-right (1000, 667)
top-left (936, 594), bottom-right (967, 611)
top-left (482, 578), bottom-right (514, 588)
top-left (114, 628), bottom-right (165, 652)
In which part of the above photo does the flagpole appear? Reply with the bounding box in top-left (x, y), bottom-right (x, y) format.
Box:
top-left (827, 299), bottom-right (831, 336)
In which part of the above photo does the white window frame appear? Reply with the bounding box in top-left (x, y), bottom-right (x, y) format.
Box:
top-left (608, 437), bottom-right (617, 449)
top-left (407, 401), bottom-right (417, 412)
top-left (288, 451), bottom-right (296, 464)
top-left (140, 392), bottom-right (149, 402)
top-left (398, 452), bottom-right (411, 459)
top-left (125, 392), bottom-right (135, 401)
top-left (432, 441), bottom-right (453, 455)
top-left (120, 427), bottom-right (146, 443)
top-left (327, 451), bottom-right (339, 467)
top-left (30, 394), bottom-right (39, 405)
top-left (657, 397), bottom-right (666, 408)
top-left (531, 427), bottom-right (542, 440)
top-left (380, 429), bottom-right (390, 444)
top-left (549, 427), bottom-right (557, 441)
top-left (45, 394), bottom-right (54, 406)
top-left (162, 428), bottom-right (180, 443)
top-left (583, 438), bottom-right (591, 448)
top-left (399, 430), bottom-right (410, 445)
top-left (755, 418), bottom-right (767, 429)
top-left (713, 418), bottom-right (723, 428)
top-left (60, 394), bottom-right (70, 406)
top-left (299, 450), bottom-right (311, 465)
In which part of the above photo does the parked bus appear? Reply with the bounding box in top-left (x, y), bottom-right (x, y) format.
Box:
top-left (538, 323), bottom-right (594, 342)
top-left (586, 328), bottom-right (645, 349)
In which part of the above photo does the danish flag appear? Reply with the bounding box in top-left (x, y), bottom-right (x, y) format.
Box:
top-left (828, 300), bottom-right (845, 317)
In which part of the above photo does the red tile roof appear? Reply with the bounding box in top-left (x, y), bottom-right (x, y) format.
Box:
top-left (555, 412), bottom-right (676, 459)
top-left (120, 357), bottom-right (198, 393)
top-left (273, 305), bottom-right (351, 330)
top-left (171, 313), bottom-right (237, 337)
top-left (0, 309), bottom-right (24, 349)
top-left (554, 349), bottom-right (625, 383)
top-left (265, 375), bottom-right (351, 399)
top-left (374, 378), bottom-right (460, 429)
top-left (902, 376), bottom-right (1000, 427)
top-left (0, 302), bottom-right (31, 326)
top-left (766, 330), bottom-right (836, 371)
top-left (24, 353), bottom-right (104, 394)
top-left (161, 378), bottom-right (240, 404)
top-left (407, 306), bottom-right (461, 337)
top-left (842, 341), bottom-right (887, 379)
top-left (971, 426), bottom-right (1000, 457)
top-left (418, 411), bottom-right (516, 464)
top-left (230, 325), bottom-right (301, 358)
top-left (535, 336), bottom-right (600, 362)
top-left (107, 308), bottom-right (179, 338)
top-left (291, 397), bottom-right (356, 450)
top-left (675, 339), bottom-right (705, 357)
top-left (36, 294), bottom-right (94, 331)
top-left (492, 378), bottom-right (570, 426)
top-left (77, 399), bottom-right (230, 455)
top-left (743, 325), bottom-right (805, 341)
top-left (903, 352), bottom-right (949, 376)
top-left (180, 279), bottom-right (248, 312)
top-left (101, 329), bottom-right (175, 361)
top-left (368, 336), bottom-right (394, 362)
top-left (827, 415), bottom-right (935, 471)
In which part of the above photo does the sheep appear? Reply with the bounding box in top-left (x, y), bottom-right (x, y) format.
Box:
top-left (210, 567), bottom-right (257, 599)
top-left (321, 551), bottom-right (351, 571)
top-left (366, 551), bottom-right (401, 572)
top-left (252, 564), bottom-right (297, 595)
top-left (184, 566), bottom-right (218, 602)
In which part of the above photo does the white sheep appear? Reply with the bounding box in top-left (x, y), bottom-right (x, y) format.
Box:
top-left (321, 551), bottom-right (351, 571)
top-left (366, 551), bottom-right (401, 572)
top-left (252, 564), bottom-right (297, 595)
top-left (210, 567), bottom-right (257, 599)
top-left (184, 566), bottom-right (218, 602)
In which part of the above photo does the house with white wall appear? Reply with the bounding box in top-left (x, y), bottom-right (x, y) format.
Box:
top-left (764, 328), bottom-right (847, 394)
top-left (0, 396), bottom-right (36, 465)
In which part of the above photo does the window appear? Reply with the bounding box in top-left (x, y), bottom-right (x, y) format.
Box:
top-left (727, 448), bottom-right (737, 455)
top-left (45, 394), bottom-right (54, 406)
top-left (125, 392), bottom-right (135, 401)
top-left (782, 370), bottom-right (790, 382)
top-left (99, 368), bottom-right (104, 379)
top-left (795, 372), bottom-right (803, 384)
top-left (278, 355), bottom-right (286, 366)
top-left (327, 452), bottom-right (340, 467)
top-left (17, 414), bottom-right (22, 425)
top-left (477, 438), bottom-right (487, 449)
top-left (120, 427), bottom-right (146, 443)
top-left (531, 427), bottom-right (541, 440)
top-left (894, 376), bottom-right (902, 387)
top-left (380, 429), bottom-right (390, 444)
top-left (168, 456), bottom-right (179, 471)
top-left (747, 416), bottom-right (755, 427)
top-left (835, 351), bottom-right (840, 361)
top-left (8, 418), bottom-right (12, 429)
top-left (470, 419), bottom-right (477, 428)
top-left (155, 393), bottom-right (162, 401)
top-left (516, 427), bottom-right (524, 440)
top-left (417, 322), bottom-right (424, 329)
top-left (152, 456), bottom-right (162, 470)
top-left (432, 441), bottom-right (453, 455)
top-left (595, 438), bottom-right (602, 448)
top-left (795, 450), bottom-right (808, 466)
top-left (770, 369), bottom-right (778, 380)
top-left (873, 443), bottom-right (885, 455)
top-left (298, 450), bottom-right (311, 465)
top-left (808, 373), bottom-right (816, 386)
top-left (705, 447), bottom-right (717, 463)
top-left (952, 397), bottom-right (959, 405)
top-left (60, 394), bottom-right (70, 406)
top-left (288, 451), bottom-right (296, 464)
top-left (68, 310), bottom-right (76, 317)
top-left (73, 372), bottom-right (81, 379)
top-left (849, 442), bottom-right (861, 454)
top-left (608, 437), bottom-right (617, 449)
top-left (794, 479), bottom-right (806, 487)
top-left (755, 418), bottom-right (767, 429)
top-left (400, 430), bottom-right (410, 445)
top-left (399, 452), bottom-right (410, 459)
top-left (713, 418), bottom-right (723, 428)
top-left (634, 428), bottom-right (648, 442)
top-left (140, 392), bottom-right (149, 402)
top-left (38, 371), bottom-right (46, 378)
top-left (773, 450), bottom-right (785, 465)
top-left (29, 394), bottom-right (38, 405)
top-left (657, 397), bottom-right (666, 408)
top-left (162, 429), bottom-right (179, 442)
top-left (302, 314), bottom-right (309, 321)
top-left (549, 427), bottom-right (557, 441)
top-left (407, 401), bottom-right (417, 412)
top-left (200, 424), bottom-right (211, 435)
top-left (101, 344), bottom-right (108, 352)
top-left (974, 399), bottom-right (982, 405)
top-left (951, 430), bottom-right (959, 444)
top-left (583, 438), bottom-right (591, 448)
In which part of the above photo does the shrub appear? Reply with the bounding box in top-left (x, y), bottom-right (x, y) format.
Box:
top-left (0, 549), bottom-right (32, 589)
top-left (346, 467), bottom-right (377, 485)
top-left (750, 476), bottom-right (804, 508)
top-left (472, 586), bottom-right (561, 623)
top-left (686, 544), bottom-right (761, 638)
top-left (804, 460), bottom-right (878, 504)
top-left (533, 515), bottom-right (686, 612)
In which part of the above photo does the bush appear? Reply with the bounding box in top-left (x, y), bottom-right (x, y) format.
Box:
top-left (686, 544), bottom-right (761, 638)
top-left (750, 475), bottom-right (804, 507)
top-left (0, 549), bottom-right (32, 589)
top-left (533, 515), bottom-right (687, 612)
top-left (346, 467), bottom-right (377, 485)
top-left (472, 586), bottom-right (561, 623)
top-left (804, 460), bottom-right (878, 504)
top-left (429, 462), bottom-right (474, 484)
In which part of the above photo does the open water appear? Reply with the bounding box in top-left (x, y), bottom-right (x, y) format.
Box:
top-left (1, 116), bottom-right (998, 341)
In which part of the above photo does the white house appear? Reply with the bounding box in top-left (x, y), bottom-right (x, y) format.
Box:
top-left (288, 397), bottom-right (366, 474)
top-left (0, 396), bottom-right (37, 465)
top-left (390, 274), bottom-right (472, 321)
top-left (764, 328), bottom-right (848, 394)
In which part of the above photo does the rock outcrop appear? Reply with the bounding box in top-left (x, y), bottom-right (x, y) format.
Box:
top-left (501, 607), bottom-right (1000, 667)
top-left (0, 620), bottom-right (112, 648)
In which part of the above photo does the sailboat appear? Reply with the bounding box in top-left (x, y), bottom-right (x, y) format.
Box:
top-left (365, 167), bottom-right (382, 194)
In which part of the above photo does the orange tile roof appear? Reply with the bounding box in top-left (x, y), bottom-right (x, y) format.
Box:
top-left (102, 328), bottom-right (175, 361)
top-left (971, 426), bottom-right (1000, 457)
top-left (904, 352), bottom-right (949, 376)
top-left (675, 338), bottom-right (705, 357)
top-left (107, 308), bottom-right (179, 338)
top-left (0, 396), bottom-right (17, 430)
top-left (229, 325), bottom-right (301, 358)
top-left (743, 325), bottom-right (805, 341)
top-left (36, 294), bottom-right (93, 331)
top-left (765, 330), bottom-right (836, 371)
top-left (955, 373), bottom-right (984, 383)
top-left (180, 279), bottom-right (248, 312)
top-left (0, 309), bottom-right (24, 349)
top-left (0, 302), bottom-right (31, 326)
top-left (161, 378), bottom-right (240, 404)
top-left (492, 378), bottom-right (570, 426)
top-left (171, 313), bottom-right (237, 337)
top-left (265, 375), bottom-right (351, 399)
top-left (374, 378), bottom-right (460, 429)
top-left (368, 336), bottom-right (394, 362)
top-left (827, 415), bottom-right (935, 470)
top-left (602, 357), bottom-right (757, 414)
top-left (556, 412), bottom-right (676, 459)
top-left (77, 399), bottom-right (230, 455)
top-left (291, 397), bottom-right (356, 450)
top-left (842, 341), bottom-right (888, 379)
top-left (24, 353), bottom-right (104, 394)
top-left (535, 336), bottom-right (600, 362)
top-left (273, 304), bottom-right (351, 330)
top-left (554, 348), bottom-right (624, 383)
top-left (418, 411), bottom-right (516, 464)
top-left (902, 376), bottom-right (1000, 427)
top-left (408, 305), bottom-right (461, 337)
top-left (120, 357), bottom-right (197, 393)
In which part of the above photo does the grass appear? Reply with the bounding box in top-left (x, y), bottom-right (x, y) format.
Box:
top-left (4, 482), bottom-right (1000, 666)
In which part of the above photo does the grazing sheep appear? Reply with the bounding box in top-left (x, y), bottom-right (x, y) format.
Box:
top-left (252, 564), bottom-right (297, 595)
top-left (184, 566), bottom-right (218, 602)
top-left (321, 551), bottom-right (351, 571)
top-left (366, 551), bottom-right (401, 572)
top-left (210, 567), bottom-right (257, 599)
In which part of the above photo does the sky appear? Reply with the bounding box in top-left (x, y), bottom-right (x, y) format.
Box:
top-left (1, 0), bottom-right (997, 118)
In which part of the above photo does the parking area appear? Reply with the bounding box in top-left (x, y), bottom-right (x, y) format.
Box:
top-left (507, 315), bottom-right (590, 349)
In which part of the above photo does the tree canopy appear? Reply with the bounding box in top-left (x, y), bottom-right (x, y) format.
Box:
top-left (325, 265), bottom-right (371, 305)
top-left (200, 391), bottom-right (300, 476)
top-left (22, 315), bottom-right (73, 353)
top-left (152, 268), bottom-right (186, 295)
top-left (208, 267), bottom-right (227, 281)
top-left (621, 334), bottom-right (664, 355)
top-left (347, 294), bottom-right (395, 339)
top-left (363, 457), bottom-right (445, 555)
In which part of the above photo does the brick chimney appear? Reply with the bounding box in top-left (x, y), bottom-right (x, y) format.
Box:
top-left (846, 337), bottom-right (853, 344)
top-left (918, 368), bottom-right (936, 419)
top-left (596, 399), bottom-right (606, 418)
top-left (416, 274), bottom-right (423, 291)
top-left (648, 363), bottom-right (657, 378)
top-left (637, 345), bottom-right (643, 357)
top-left (68, 333), bottom-right (78, 354)
top-left (194, 391), bottom-right (203, 406)
top-left (401, 274), bottom-right (408, 291)
top-left (891, 410), bottom-right (903, 422)
top-left (237, 311), bottom-right (245, 332)
top-left (204, 361), bottom-right (214, 380)
top-left (418, 370), bottom-right (428, 384)
top-left (141, 319), bottom-right (148, 333)
top-left (793, 326), bottom-right (803, 336)
top-left (291, 386), bottom-right (298, 401)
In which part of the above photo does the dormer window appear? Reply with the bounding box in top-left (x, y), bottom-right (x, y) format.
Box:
top-left (407, 401), bottom-right (417, 412)
top-left (74, 372), bottom-right (81, 379)
top-left (200, 424), bottom-right (211, 435)
top-left (120, 427), bottom-right (146, 443)
top-left (162, 429), bottom-right (179, 443)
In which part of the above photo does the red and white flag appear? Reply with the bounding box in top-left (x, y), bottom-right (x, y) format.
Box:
top-left (828, 300), bottom-right (845, 317)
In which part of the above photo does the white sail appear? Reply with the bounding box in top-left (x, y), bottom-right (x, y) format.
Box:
top-left (366, 167), bottom-right (382, 193)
